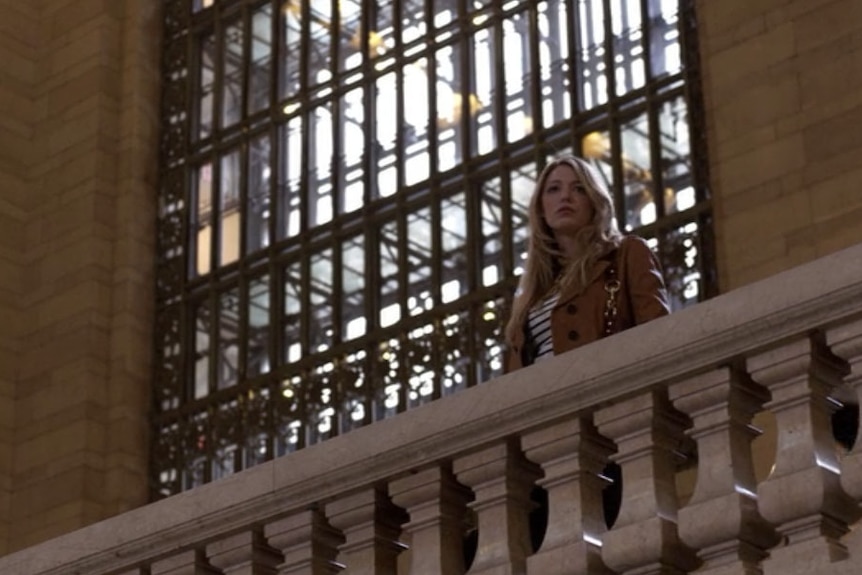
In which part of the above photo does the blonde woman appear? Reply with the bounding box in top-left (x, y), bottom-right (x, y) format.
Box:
top-left (505, 154), bottom-right (670, 372)
top-left (503, 153), bottom-right (673, 534)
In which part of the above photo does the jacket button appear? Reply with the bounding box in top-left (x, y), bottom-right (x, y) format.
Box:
top-left (567, 303), bottom-right (577, 314)
top-left (567, 330), bottom-right (579, 341)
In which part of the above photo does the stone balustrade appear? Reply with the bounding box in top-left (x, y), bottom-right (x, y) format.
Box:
top-left (2, 243), bottom-right (862, 575)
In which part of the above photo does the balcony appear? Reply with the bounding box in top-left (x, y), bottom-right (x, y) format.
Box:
top-left (3, 243), bottom-right (862, 575)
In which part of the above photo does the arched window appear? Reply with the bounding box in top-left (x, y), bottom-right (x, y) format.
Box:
top-left (153, 0), bottom-right (715, 497)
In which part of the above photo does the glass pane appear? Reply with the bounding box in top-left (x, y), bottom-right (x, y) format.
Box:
top-left (659, 221), bottom-right (701, 310)
top-left (659, 97), bottom-right (694, 214)
top-left (342, 235), bottom-right (366, 340)
top-left (407, 207), bottom-right (433, 315)
top-left (404, 58), bottom-right (430, 186)
top-left (376, 337), bottom-right (403, 419)
top-left (281, 0), bottom-right (302, 99)
top-left (339, 0), bottom-right (364, 73)
top-left (193, 301), bottom-right (210, 399)
top-left (539, 0), bottom-right (570, 126)
top-left (435, 44), bottom-right (465, 172)
top-left (306, 362), bottom-right (336, 445)
top-left (504, 13), bottom-right (531, 143)
top-left (338, 349), bottom-right (368, 432)
top-left (376, 72), bottom-right (397, 192)
top-left (279, 116), bottom-right (303, 239)
top-left (246, 133), bottom-right (271, 254)
top-left (480, 180), bottom-right (504, 287)
top-left (217, 288), bottom-right (240, 389)
top-left (219, 150), bottom-right (241, 267)
top-left (308, 0), bottom-right (334, 91)
top-left (379, 220), bottom-right (400, 328)
top-left (611, 0), bottom-right (645, 96)
top-left (249, 4), bottom-right (273, 115)
top-left (283, 261), bottom-right (302, 363)
top-left (405, 322), bottom-right (437, 408)
top-left (247, 275), bottom-right (271, 377)
top-left (440, 194), bottom-right (468, 302)
top-left (197, 33), bottom-right (215, 140)
top-left (440, 311), bottom-right (470, 395)
top-left (476, 297), bottom-right (506, 382)
top-left (620, 113), bottom-right (654, 230)
top-left (577, 0), bottom-right (608, 108)
top-left (222, 19), bottom-right (244, 127)
top-left (471, 27), bottom-right (496, 155)
top-left (309, 248), bottom-right (334, 351)
top-left (193, 162), bottom-right (214, 277)
top-left (310, 105), bottom-right (333, 226)
top-left (509, 168), bottom-right (535, 274)
top-left (341, 86), bottom-right (364, 171)
top-left (647, 0), bottom-right (682, 78)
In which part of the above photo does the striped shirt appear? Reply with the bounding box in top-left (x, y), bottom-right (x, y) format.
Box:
top-left (527, 293), bottom-right (559, 362)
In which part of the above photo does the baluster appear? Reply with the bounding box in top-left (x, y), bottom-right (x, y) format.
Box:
top-left (670, 366), bottom-right (779, 574)
top-left (264, 507), bottom-right (344, 575)
top-left (747, 336), bottom-right (860, 568)
top-left (389, 465), bottom-right (471, 575)
top-left (151, 550), bottom-right (220, 575)
top-left (827, 317), bottom-right (862, 501)
top-left (521, 418), bottom-right (614, 575)
top-left (326, 486), bottom-right (407, 574)
top-left (207, 529), bottom-right (282, 575)
top-left (595, 389), bottom-right (698, 575)
top-left (452, 439), bottom-right (541, 575)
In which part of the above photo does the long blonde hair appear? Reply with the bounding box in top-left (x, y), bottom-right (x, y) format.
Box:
top-left (504, 154), bottom-right (623, 346)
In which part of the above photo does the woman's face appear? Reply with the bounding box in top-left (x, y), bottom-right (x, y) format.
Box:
top-left (540, 163), bottom-right (595, 236)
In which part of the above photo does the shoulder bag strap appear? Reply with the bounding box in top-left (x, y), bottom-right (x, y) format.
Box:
top-left (602, 251), bottom-right (622, 337)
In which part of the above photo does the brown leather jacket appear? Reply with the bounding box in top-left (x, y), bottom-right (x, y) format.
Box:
top-left (507, 235), bottom-right (670, 372)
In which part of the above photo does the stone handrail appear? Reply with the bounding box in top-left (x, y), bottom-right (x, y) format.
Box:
top-left (2, 243), bottom-right (862, 575)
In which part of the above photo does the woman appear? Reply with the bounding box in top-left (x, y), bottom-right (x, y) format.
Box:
top-left (505, 154), bottom-right (670, 371)
top-left (503, 153), bottom-right (673, 537)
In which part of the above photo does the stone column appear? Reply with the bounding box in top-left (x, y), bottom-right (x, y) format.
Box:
top-left (827, 317), bottom-right (862, 501)
top-left (389, 466), bottom-right (471, 575)
top-left (452, 439), bottom-right (541, 575)
top-left (326, 487), bottom-right (407, 574)
top-left (520, 418), bottom-right (614, 575)
top-left (264, 508), bottom-right (344, 575)
top-left (151, 549), bottom-right (220, 575)
top-left (747, 337), bottom-right (860, 570)
top-left (595, 389), bottom-right (698, 575)
top-left (207, 529), bottom-right (282, 575)
top-left (670, 366), bottom-right (778, 575)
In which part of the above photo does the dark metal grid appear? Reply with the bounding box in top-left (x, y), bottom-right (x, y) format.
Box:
top-left (152, 0), bottom-right (715, 498)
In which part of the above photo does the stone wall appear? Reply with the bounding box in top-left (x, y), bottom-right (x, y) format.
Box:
top-left (0, 0), bottom-right (38, 556)
top-left (0, 0), bottom-right (161, 552)
top-left (700, 0), bottom-right (862, 289)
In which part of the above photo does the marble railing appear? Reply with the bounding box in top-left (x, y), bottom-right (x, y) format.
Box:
top-left (3, 243), bottom-right (862, 575)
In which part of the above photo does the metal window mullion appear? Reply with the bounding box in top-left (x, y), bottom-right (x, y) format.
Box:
top-left (527, 3), bottom-right (542, 146)
top-left (330, 0), bottom-right (343, 219)
top-left (639, 0), bottom-right (655, 84)
top-left (647, 97), bottom-right (666, 220)
top-left (458, 0), bottom-right (471, 161)
top-left (492, 2), bottom-right (506, 155)
top-left (425, 0), bottom-right (439, 177)
top-left (679, 0), bottom-right (710, 205)
top-left (602, 0), bottom-right (626, 226)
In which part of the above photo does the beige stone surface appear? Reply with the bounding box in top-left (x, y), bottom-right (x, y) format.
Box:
top-left (0, 0), bottom-right (160, 553)
top-left (701, 0), bottom-right (862, 290)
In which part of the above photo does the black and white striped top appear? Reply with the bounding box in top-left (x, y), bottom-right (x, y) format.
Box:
top-left (527, 293), bottom-right (559, 362)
